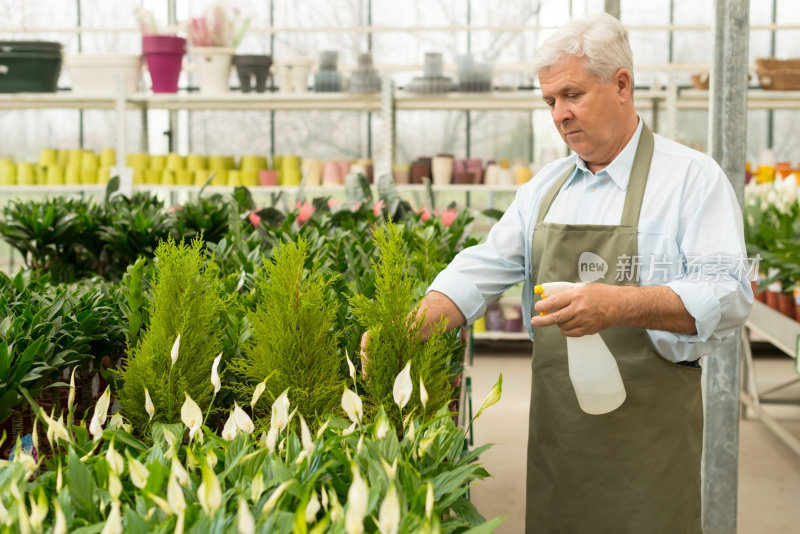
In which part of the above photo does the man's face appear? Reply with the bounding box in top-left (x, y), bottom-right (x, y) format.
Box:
top-left (539, 55), bottom-right (630, 170)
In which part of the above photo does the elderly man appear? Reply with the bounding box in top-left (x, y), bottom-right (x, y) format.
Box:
top-left (415, 12), bottom-right (753, 534)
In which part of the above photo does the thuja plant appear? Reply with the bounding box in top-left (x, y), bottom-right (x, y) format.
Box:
top-left (349, 222), bottom-right (458, 427)
top-left (118, 237), bottom-right (225, 434)
top-left (230, 238), bottom-right (344, 431)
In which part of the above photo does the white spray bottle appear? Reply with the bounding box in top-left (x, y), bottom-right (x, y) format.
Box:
top-left (534, 281), bottom-right (626, 415)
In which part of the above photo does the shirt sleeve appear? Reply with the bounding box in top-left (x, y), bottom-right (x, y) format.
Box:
top-left (427, 192), bottom-right (528, 325)
top-left (647, 160), bottom-right (754, 361)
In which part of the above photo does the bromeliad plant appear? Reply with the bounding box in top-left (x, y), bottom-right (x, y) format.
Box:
top-left (4, 360), bottom-right (503, 533)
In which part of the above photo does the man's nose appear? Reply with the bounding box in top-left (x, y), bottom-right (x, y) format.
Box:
top-left (551, 99), bottom-right (572, 124)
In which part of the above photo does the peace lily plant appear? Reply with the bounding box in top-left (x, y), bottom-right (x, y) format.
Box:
top-left (1, 353), bottom-right (504, 533)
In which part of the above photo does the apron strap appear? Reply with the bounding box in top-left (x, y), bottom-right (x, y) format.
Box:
top-left (535, 123), bottom-right (655, 227)
top-left (620, 124), bottom-right (654, 227)
top-left (536, 164), bottom-right (575, 224)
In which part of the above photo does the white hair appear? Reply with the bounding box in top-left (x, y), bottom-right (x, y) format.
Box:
top-left (532, 12), bottom-right (634, 85)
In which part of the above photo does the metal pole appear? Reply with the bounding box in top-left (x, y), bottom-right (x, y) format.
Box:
top-left (766, 0), bottom-right (777, 150)
top-left (703, 1), bottom-right (749, 534)
top-left (604, 0), bottom-right (620, 19)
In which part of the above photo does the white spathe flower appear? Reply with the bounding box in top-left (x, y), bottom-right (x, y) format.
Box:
top-left (406, 421), bottom-right (415, 442)
top-left (321, 487), bottom-right (329, 511)
top-left (53, 499), bottom-right (67, 534)
top-left (198, 464), bottom-right (223, 517)
top-left (341, 387), bottom-right (363, 425)
top-left (108, 412), bottom-right (129, 432)
top-left (316, 418), bottom-right (330, 439)
top-left (28, 490), bottom-right (48, 531)
top-left (233, 403), bottom-right (255, 434)
top-left (67, 367), bottom-right (77, 412)
top-left (41, 409), bottom-right (71, 445)
top-left (345, 464), bottom-right (368, 534)
top-left (101, 500), bottom-right (122, 534)
top-left (345, 350), bottom-right (356, 379)
top-left (251, 473), bottom-right (265, 503)
top-left (262, 480), bottom-right (292, 515)
top-left (128, 454), bottom-right (149, 489)
top-left (270, 389), bottom-right (290, 431)
top-left (144, 387), bottom-right (155, 421)
top-left (108, 471), bottom-right (122, 501)
top-left (425, 481), bottom-right (434, 520)
top-left (264, 426), bottom-right (279, 453)
top-left (474, 374), bottom-right (503, 421)
top-left (205, 450), bottom-right (218, 470)
top-left (305, 491), bottom-right (321, 524)
top-left (167, 472), bottom-right (186, 514)
top-left (419, 378), bottom-right (428, 408)
top-left (180, 393), bottom-right (203, 443)
top-left (90, 387), bottom-right (112, 441)
top-left (329, 490), bottom-right (343, 523)
top-left (300, 416), bottom-right (314, 455)
top-left (343, 422), bottom-right (356, 436)
top-left (381, 458), bottom-right (397, 482)
top-left (0, 498), bottom-right (7, 527)
top-left (356, 435), bottom-right (364, 454)
top-left (15, 498), bottom-right (30, 534)
top-left (170, 334), bottom-right (181, 367)
top-left (375, 417), bottom-right (390, 440)
top-left (106, 441), bottom-right (125, 475)
top-left (294, 450), bottom-right (309, 465)
top-left (378, 483), bottom-right (400, 534)
top-left (211, 353), bottom-right (222, 394)
top-left (251, 379), bottom-right (266, 408)
top-left (237, 498), bottom-right (255, 534)
top-left (392, 362), bottom-right (413, 411)
top-left (222, 410), bottom-right (238, 441)
top-left (171, 458), bottom-right (190, 487)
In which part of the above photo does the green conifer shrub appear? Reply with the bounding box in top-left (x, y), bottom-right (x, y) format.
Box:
top-left (230, 238), bottom-right (343, 430)
top-left (349, 222), bottom-right (455, 427)
top-left (118, 237), bottom-right (225, 434)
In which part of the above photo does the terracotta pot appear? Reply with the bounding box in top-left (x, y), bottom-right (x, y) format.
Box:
top-left (752, 281), bottom-right (767, 303)
top-left (795, 304), bottom-right (800, 322)
top-left (765, 289), bottom-right (780, 310)
top-left (778, 292), bottom-right (795, 319)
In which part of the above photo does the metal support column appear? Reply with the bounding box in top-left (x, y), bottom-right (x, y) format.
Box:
top-left (604, 0), bottom-right (620, 19)
top-left (703, 1), bottom-right (749, 533)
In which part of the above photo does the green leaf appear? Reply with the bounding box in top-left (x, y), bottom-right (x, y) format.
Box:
top-left (67, 449), bottom-right (96, 522)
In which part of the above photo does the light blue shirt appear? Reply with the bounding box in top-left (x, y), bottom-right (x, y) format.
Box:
top-left (428, 120), bottom-right (754, 363)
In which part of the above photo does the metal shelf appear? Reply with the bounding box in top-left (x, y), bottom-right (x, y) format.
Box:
top-left (0, 93), bottom-right (124, 110)
top-left (129, 92), bottom-right (382, 111)
top-left (741, 300), bottom-right (800, 458)
top-left (677, 88), bottom-right (800, 110)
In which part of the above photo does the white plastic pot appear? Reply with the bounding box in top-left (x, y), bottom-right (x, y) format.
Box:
top-left (64, 54), bottom-right (142, 96)
top-left (190, 47), bottom-right (235, 94)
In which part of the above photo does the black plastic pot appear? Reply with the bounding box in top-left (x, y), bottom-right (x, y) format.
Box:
top-left (233, 54), bottom-right (272, 93)
top-left (0, 41), bottom-right (63, 93)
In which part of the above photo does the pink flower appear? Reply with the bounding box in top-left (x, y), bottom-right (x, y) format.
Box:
top-left (420, 207), bottom-right (431, 222)
top-left (441, 208), bottom-right (459, 227)
top-left (296, 201), bottom-right (316, 224)
top-left (248, 210), bottom-right (261, 227)
top-left (328, 198), bottom-right (338, 209)
top-left (169, 205), bottom-right (183, 213)
top-left (351, 202), bottom-right (362, 212)
top-left (372, 200), bottom-right (386, 217)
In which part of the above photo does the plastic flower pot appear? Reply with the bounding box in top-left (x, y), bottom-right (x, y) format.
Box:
top-left (142, 35), bottom-right (186, 93)
top-left (0, 41), bottom-right (62, 93)
top-left (191, 47), bottom-right (235, 94)
top-left (233, 54), bottom-right (272, 93)
top-left (64, 54), bottom-right (142, 95)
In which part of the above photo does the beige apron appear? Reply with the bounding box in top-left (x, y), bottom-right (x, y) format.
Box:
top-left (526, 125), bottom-right (703, 534)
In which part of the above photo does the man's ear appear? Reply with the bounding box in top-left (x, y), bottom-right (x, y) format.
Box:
top-left (614, 68), bottom-right (633, 101)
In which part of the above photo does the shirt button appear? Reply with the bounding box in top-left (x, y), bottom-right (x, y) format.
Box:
top-left (590, 186), bottom-right (597, 192)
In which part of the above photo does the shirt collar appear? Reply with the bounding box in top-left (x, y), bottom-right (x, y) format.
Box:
top-left (569, 117), bottom-right (644, 190)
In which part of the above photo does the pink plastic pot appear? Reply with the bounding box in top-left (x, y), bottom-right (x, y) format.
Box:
top-left (142, 35), bottom-right (186, 93)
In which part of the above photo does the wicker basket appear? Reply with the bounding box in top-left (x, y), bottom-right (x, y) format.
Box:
top-left (690, 72), bottom-right (709, 90)
top-left (755, 57), bottom-right (800, 90)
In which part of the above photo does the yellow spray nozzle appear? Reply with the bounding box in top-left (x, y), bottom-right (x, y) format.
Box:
top-left (534, 284), bottom-right (544, 295)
